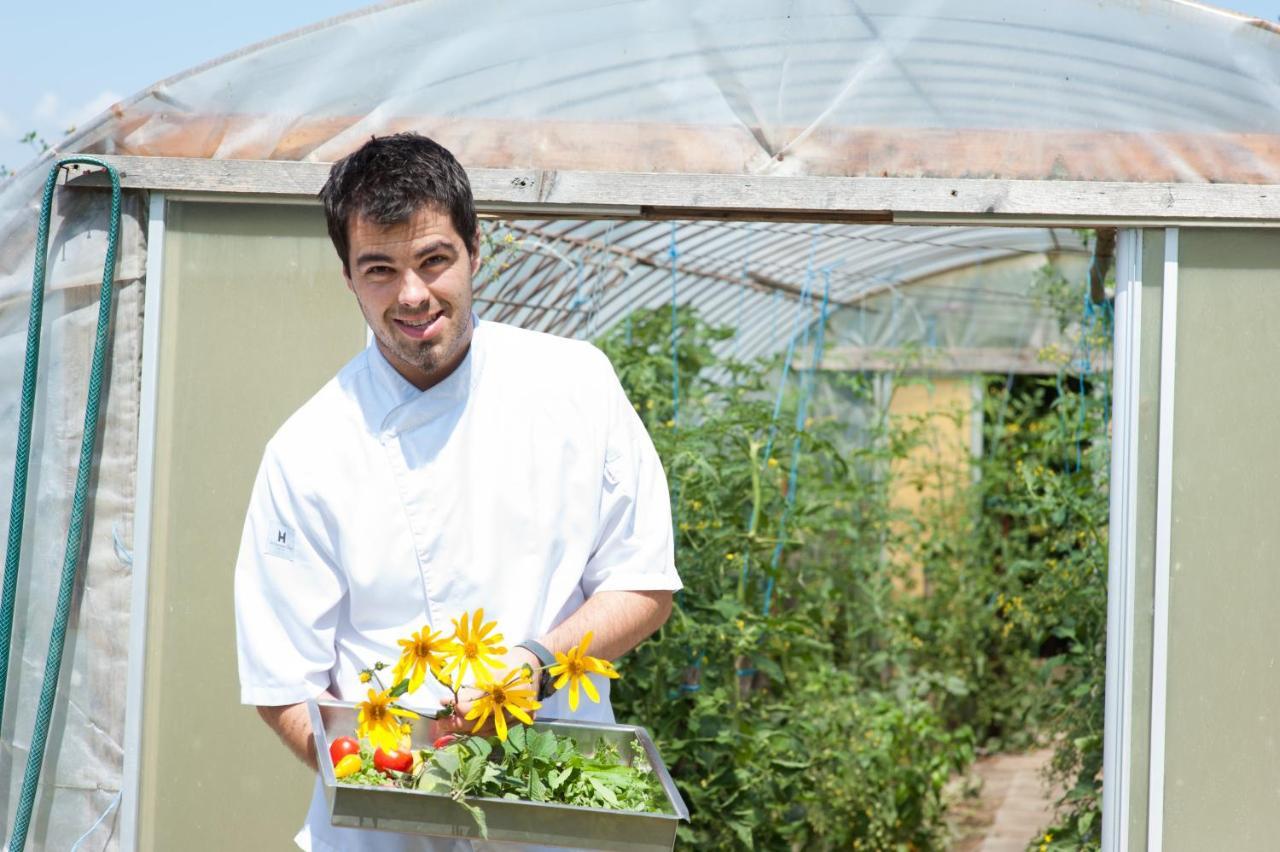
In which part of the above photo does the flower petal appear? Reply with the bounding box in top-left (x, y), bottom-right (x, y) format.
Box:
top-left (507, 704), bottom-right (534, 725)
top-left (582, 675), bottom-right (600, 704)
top-left (494, 707), bottom-right (508, 741)
top-left (569, 678), bottom-right (580, 711)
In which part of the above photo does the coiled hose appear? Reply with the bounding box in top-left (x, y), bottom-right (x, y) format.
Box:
top-left (1, 157), bottom-right (121, 850)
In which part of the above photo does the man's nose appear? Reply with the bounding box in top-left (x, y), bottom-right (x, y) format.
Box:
top-left (397, 269), bottom-right (432, 307)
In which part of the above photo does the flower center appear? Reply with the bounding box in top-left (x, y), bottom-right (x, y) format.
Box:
top-left (368, 703), bottom-right (387, 723)
top-left (491, 686), bottom-right (507, 704)
top-left (415, 640), bottom-right (433, 657)
top-left (465, 641), bottom-right (478, 657)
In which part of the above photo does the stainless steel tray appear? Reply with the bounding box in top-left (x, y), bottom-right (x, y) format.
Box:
top-left (308, 699), bottom-right (688, 850)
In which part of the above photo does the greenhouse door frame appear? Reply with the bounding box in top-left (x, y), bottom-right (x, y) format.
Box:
top-left (90, 156), bottom-right (1280, 852)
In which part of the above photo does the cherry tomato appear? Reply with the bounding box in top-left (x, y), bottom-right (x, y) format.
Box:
top-left (433, 735), bottom-right (458, 749)
top-left (374, 748), bottom-right (413, 775)
top-left (334, 753), bottom-right (363, 779)
top-left (329, 736), bottom-right (361, 766)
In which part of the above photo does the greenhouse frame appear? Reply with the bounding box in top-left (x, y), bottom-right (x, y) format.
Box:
top-left (2, 1), bottom-right (1279, 849)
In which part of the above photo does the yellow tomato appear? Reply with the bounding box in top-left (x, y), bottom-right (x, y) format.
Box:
top-left (334, 753), bottom-right (363, 779)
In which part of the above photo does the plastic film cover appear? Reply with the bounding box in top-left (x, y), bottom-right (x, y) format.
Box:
top-left (9, 0), bottom-right (1276, 185)
top-left (0, 189), bottom-right (145, 852)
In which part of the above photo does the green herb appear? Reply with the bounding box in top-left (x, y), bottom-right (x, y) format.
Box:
top-left (339, 729), bottom-right (663, 838)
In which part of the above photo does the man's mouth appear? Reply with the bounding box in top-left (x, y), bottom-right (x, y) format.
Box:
top-left (393, 310), bottom-right (445, 340)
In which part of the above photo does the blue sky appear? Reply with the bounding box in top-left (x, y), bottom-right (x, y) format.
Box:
top-left (3, 0), bottom-right (1280, 174)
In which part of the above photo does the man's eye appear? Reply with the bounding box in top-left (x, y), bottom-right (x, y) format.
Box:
top-left (366, 265), bottom-right (394, 276)
top-left (423, 255), bottom-right (447, 266)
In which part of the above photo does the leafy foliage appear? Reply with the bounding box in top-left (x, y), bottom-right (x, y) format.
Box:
top-left (601, 273), bottom-right (1110, 850)
top-left (408, 727), bottom-right (664, 836)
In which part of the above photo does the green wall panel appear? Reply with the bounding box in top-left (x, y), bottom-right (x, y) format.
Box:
top-left (1161, 229), bottom-right (1280, 850)
top-left (139, 201), bottom-right (366, 851)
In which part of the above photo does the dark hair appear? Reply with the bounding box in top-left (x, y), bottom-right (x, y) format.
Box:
top-left (319, 133), bottom-right (478, 272)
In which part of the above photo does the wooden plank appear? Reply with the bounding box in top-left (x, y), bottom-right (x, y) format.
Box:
top-left (820, 346), bottom-right (1109, 375)
top-left (65, 155), bottom-right (1280, 224)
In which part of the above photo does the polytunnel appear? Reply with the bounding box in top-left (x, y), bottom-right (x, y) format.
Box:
top-left (1, 1), bottom-right (1279, 850)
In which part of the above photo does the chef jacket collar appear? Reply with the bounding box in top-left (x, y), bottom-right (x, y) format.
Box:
top-left (368, 314), bottom-right (487, 437)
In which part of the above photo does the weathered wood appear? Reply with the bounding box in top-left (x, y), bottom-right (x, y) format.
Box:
top-left (820, 346), bottom-right (1109, 375)
top-left (65, 155), bottom-right (1280, 225)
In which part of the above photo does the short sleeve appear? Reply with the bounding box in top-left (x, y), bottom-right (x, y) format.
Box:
top-left (234, 443), bottom-right (347, 706)
top-left (581, 352), bottom-right (682, 597)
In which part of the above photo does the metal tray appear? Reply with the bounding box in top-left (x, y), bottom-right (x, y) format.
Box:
top-left (308, 699), bottom-right (688, 850)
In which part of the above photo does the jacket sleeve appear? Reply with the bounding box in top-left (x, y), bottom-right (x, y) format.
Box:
top-left (234, 441), bottom-right (347, 706)
top-left (580, 350), bottom-right (683, 598)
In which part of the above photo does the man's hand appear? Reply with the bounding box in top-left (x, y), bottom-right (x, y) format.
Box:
top-left (432, 646), bottom-right (541, 738)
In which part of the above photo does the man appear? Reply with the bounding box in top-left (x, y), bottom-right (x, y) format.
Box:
top-left (234, 133), bottom-right (680, 852)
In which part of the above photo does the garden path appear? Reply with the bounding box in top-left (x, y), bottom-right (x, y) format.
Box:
top-left (948, 748), bottom-right (1062, 851)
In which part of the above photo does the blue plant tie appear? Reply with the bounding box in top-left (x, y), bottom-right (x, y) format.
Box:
top-left (763, 268), bottom-right (831, 616)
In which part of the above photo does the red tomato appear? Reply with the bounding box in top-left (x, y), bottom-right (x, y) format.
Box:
top-left (329, 737), bottom-right (361, 766)
top-left (433, 735), bottom-right (458, 749)
top-left (374, 748), bottom-right (413, 775)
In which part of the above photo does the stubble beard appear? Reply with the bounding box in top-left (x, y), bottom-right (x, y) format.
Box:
top-left (378, 308), bottom-right (473, 382)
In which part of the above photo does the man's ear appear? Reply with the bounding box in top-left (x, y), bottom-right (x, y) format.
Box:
top-left (470, 230), bottom-right (483, 276)
top-left (342, 265), bottom-right (355, 293)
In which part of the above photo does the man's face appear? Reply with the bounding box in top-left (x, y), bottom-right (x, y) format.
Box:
top-left (343, 206), bottom-right (480, 390)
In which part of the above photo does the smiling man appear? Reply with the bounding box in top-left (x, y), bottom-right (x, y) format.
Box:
top-left (233, 133), bottom-right (680, 852)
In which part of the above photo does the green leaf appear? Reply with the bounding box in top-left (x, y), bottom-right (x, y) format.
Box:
top-left (433, 748), bottom-right (461, 776)
top-left (456, 800), bottom-right (488, 839)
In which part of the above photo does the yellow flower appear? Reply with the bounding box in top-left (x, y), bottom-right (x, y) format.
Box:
top-left (356, 688), bottom-right (420, 753)
top-left (359, 671), bottom-right (371, 683)
top-left (547, 631), bottom-right (620, 711)
top-left (767, 457), bottom-right (779, 468)
top-left (393, 625), bottom-right (450, 692)
top-left (466, 668), bottom-right (541, 741)
top-left (440, 608), bottom-right (508, 689)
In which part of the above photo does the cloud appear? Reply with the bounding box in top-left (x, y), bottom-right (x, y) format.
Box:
top-left (33, 92), bottom-right (60, 122)
top-left (65, 90), bottom-right (122, 130)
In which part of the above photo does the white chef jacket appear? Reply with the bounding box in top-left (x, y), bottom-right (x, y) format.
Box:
top-left (234, 318), bottom-right (681, 852)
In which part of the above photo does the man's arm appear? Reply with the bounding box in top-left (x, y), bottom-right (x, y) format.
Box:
top-left (257, 689), bottom-right (335, 771)
top-left (537, 589), bottom-right (673, 660)
top-left (436, 590), bottom-right (674, 734)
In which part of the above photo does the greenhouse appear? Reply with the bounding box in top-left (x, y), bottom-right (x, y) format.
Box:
top-left (1, 1), bottom-right (1279, 850)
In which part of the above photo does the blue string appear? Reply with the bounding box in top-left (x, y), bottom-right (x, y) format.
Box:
top-left (731, 261), bottom-right (750, 364)
top-left (669, 223), bottom-right (680, 427)
top-left (761, 231), bottom-right (820, 468)
top-left (763, 269), bottom-right (832, 616)
top-left (742, 233), bottom-right (819, 595)
top-left (568, 258), bottom-right (586, 310)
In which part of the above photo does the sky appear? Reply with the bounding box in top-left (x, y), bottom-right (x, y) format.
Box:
top-left (3, 0), bottom-right (1280, 174)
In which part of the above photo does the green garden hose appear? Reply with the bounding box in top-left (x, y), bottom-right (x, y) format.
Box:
top-left (1, 157), bottom-right (121, 851)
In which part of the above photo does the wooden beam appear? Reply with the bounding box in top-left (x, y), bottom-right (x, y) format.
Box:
top-left (65, 155), bottom-right (1280, 225)
top-left (820, 346), bottom-right (1109, 375)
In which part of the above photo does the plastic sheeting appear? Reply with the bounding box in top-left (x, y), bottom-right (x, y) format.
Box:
top-left (473, 219), bottom-right (1091, 368)
top-left (0, 187), bottom-right (145, 852)
top-left (12, 0), bottom-right (1280, 185)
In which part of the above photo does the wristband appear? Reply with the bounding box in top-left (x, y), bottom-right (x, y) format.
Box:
top-left (515, 639), bottom-right (557, 700)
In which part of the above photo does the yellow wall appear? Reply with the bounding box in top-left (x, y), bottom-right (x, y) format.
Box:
top-left (886, 376), bottom-right (976, 591)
